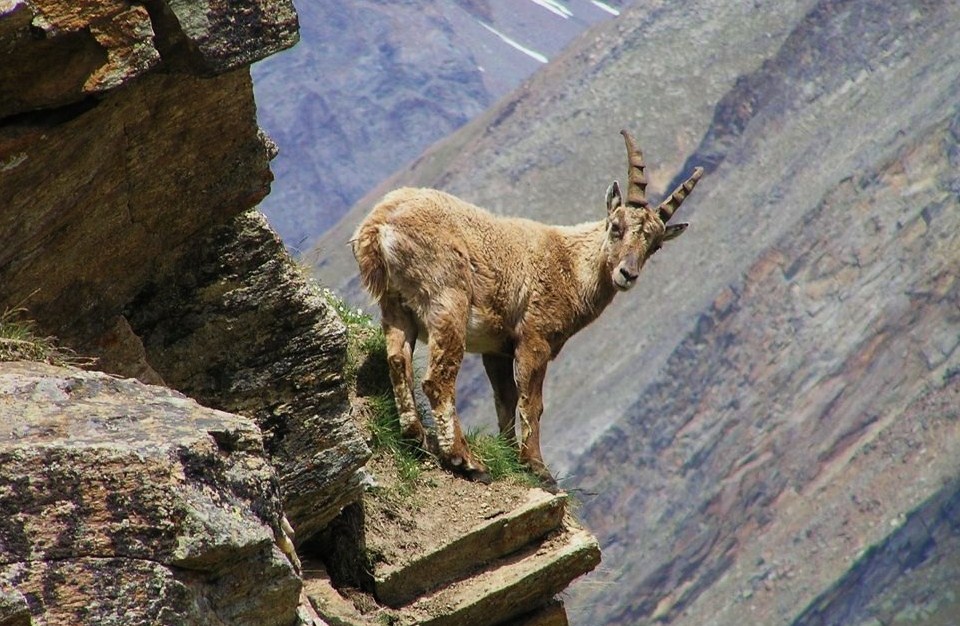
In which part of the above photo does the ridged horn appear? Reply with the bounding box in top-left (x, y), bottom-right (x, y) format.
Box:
top-left (619, 129), bottom-right (648, 207)
top-left (658, 166), bottom-right (704, 222)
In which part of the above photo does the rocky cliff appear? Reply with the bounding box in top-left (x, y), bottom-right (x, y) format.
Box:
top-left (0, 1), bottom-right (598, 623)
top-left (309, 0), bottom-right (960, 624)
top-left (0, 0), bottom-right (368, 551)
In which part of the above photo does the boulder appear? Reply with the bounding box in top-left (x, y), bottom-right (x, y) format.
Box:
top-left (0, 361), bottom-right (302, 625)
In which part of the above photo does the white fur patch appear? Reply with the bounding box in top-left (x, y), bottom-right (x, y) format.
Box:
top-left (434, 402), bottom-right (457, 453)
top-left (378, 224), bottom-right (401, 265)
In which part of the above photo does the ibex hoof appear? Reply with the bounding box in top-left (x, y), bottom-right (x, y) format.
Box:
top-left (462, 467), bottom-right (493, 485)
top-left (527, 463), bottom-right (559, 494)
top-left (444, 456), bottom-right (493, 485)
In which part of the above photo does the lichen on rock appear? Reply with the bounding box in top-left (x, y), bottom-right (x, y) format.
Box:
top-left (0, 362), bottom-right (302, 625)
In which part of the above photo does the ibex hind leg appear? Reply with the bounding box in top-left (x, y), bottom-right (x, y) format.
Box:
top-left (380, 295), bottom-right (428, 451)
top-left (482, 353), bottom-right (519, 447)
top-left (421, 292), bottom-right (491, 484)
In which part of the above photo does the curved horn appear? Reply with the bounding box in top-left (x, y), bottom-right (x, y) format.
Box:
top-left (619, 129), bottom-right (648, 207)
top-left (658, 166), bottom-right (704, 222)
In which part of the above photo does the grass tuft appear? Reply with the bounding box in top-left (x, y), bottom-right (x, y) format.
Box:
top-left (321, 286), bottom-right (374, 328)
top-left (319, 287), bottom-right (386, 387)
top-left (0, 307), bottom-right (92, 366)
top-left (466, 429), bottom-right (540, 487)
top-left (367, 393), bottom-right (422, 491)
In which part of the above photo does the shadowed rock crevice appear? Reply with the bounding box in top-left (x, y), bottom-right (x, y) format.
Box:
top-left (126, 210), bottom-right (371, 540)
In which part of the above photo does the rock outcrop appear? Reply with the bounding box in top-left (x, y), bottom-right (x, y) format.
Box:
top-left (0, 362), bottom-right (301, 625)
top-left (303, 469), bottom-right (600, 626)
top-left (1, 0), bottom-right (292, 352)
top-left (0, 0), bottom-right (368, 543)
top-left (125, 210), bottom-right (370, 539)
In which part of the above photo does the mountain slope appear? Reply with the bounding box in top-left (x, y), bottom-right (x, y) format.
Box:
top-left (311, 0), bottom-right (821, 468)
top-left (251, 0), bottom-right (628, 249)
top-left (309, 0), bottom-right (960, 624)
top-left (571, 107), bottom-right (960, 624)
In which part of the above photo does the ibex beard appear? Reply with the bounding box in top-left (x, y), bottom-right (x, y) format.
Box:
top-left (352, 130), bottom-right (703, 491)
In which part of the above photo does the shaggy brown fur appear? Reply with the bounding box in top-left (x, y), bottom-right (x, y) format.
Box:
top-left (352, 130), bottom-right (703, 489)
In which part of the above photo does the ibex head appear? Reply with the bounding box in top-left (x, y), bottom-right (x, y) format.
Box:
top-left (603, 130), bottom-right (704, 291)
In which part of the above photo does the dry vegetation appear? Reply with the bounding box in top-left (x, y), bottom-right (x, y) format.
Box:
top-left (0, 305), bottom-right (92, 367)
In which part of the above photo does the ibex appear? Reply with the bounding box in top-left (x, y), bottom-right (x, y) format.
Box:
top-left (352, 130), bottom-right (703, 489)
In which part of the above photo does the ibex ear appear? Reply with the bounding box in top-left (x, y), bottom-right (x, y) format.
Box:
top-left (605, 181), bottom-right (622, 214)
top-left (663, 222), bottom-right (688, 241)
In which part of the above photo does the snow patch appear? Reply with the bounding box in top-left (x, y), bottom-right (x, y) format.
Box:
top-left (590, 0), bottom-right (620, 16)
top-left (479, 22), bottom-right (548, 64)
top-left (528, 0), bottom-right (573, 19)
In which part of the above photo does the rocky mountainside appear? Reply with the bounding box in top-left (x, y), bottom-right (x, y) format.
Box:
top-left (309, 0), bottom-right (960, 624)
top-left (571, 111), bottom-right (960, 625)
top-left (251, 0), bottom-right (630, 249)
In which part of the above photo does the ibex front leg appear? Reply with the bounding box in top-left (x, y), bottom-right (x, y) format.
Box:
top-left (515, 339), bottom-right (556, 492)
top-left (421, 291), bottom-right (491, 483)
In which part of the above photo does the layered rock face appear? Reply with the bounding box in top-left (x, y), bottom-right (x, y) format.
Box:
top-left (1, 1), bottom-right (368, 620)
top-left (0, 0), bottom-right (369, 545)
top-left (0, 0), bottom-right (292, 353)
top-left (125, 210), bottom-right (369, 539)
top-left (0, 363), bottom-right (301, 625)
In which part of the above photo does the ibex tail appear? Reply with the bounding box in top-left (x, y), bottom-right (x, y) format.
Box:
top-left (352, 209), bottom-right (391, 301)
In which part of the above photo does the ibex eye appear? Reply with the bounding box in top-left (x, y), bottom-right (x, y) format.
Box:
top-left (610, 223), bottom-right (623, 238)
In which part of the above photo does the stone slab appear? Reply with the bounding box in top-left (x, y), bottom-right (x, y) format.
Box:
top-left (375, 489), bottom-right (567, 607)
top-left (403, 517), bottom-right (600, 626)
